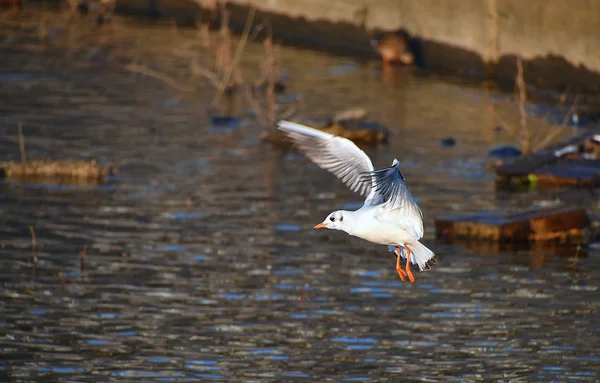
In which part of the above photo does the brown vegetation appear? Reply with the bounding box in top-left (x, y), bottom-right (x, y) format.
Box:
top-left (126, 5), bottom-right (293, 132)
top-left (1, 124), bottom-right (118, 184)
top-left (0, 160), bottom-right (117, 182)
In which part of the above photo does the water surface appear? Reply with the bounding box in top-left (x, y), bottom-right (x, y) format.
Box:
top-left (0, 9), bottom-right (599, 383)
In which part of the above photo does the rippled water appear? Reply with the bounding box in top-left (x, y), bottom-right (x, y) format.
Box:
top-left (1, 8), bottom-right (599, 383)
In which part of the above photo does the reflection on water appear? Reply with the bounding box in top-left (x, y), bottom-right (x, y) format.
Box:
top-left (1, 8), bottom-right (599, 383)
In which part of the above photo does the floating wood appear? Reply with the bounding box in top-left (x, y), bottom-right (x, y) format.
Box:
top-left (435, 207), bottom-right (590, 244)
top-left (445, 239), bottom-right (587, 262)
top-left (322, 119), bottom-right (389, 145)
top-left (0, 160), bottom-right (118, 184)
top-left (262, 117), bottom-right (389, 146)
top-left (496, 128), bottom-right (600, 188)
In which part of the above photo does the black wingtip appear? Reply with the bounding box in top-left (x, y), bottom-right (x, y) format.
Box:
top-left (397, 168), bottom-right (406, 181)
top-left (421, 255), bottom-right (437, 271)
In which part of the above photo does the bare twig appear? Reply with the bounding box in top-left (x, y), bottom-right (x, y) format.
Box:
top-left (241, 79), bottom-right (268, 126)
top-left (516, 57), bottom-right (531, 153)
top-left (486, 0), bottom-right (498, 77)
top-left (559, 93), bottom-right (580, 127)
top-left (196, 18), bottom-right (212, 48)
top-left (215, 5), bottom-right (232, 69)
top-left (126, 63), bottom-right (196, 93)
top-left (279, 104), bottom-right (297, 121)
top-left (533, 93), bottom-right (580, 151)
top-left (18, 122), bottom-right (26, 166)
top-left (29, 226), bottom-right (38, 276)
top-left (80, 244), bottom-right (87, 273)
top-left (190, 55), bottom-right (221, 88)
top-left (263, 30), bottom-right (277, 126)
top-left (572, 245), bottom-right (581, 272)
top-left (60, 270), bottom-right (66, 288)
top-left (248, 21), bottom-right (267, 43)
top-left (211, 6), bottom-right (256, 107)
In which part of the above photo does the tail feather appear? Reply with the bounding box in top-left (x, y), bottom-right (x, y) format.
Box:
top-left (408, 241), bottom-right (436, 271)
top-left (389, 242), bottom-right (436, 271)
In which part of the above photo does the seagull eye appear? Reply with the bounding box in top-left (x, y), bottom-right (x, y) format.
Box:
top-left (340, 216), bottom-right (343, 222)
top-left (330, 216), bottom-right (335, 222)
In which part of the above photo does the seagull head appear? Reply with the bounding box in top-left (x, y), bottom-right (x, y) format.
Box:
top-left (313, 210), bottom-right (347, 231)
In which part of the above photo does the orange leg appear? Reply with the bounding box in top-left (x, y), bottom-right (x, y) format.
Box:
top-left (395, 247), bottom-right (406, 281)
top-left (405, 247), bottom-right (415, 283)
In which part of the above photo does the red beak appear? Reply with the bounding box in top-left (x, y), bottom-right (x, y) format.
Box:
top-left (313, 223), bottom-right (327, 230)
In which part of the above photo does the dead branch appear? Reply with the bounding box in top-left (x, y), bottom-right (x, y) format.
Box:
top-left (29, 225), bottom-right (38, 277)
top-left (533, 93), bottom-right (580, 151)
top-left (516, 57), bottom-right (531, 153)
top-left (126, 63), bottom-right (196, 93)
top-left (80, 244), bottom-right (87, 273)
top-left (211, 6), bottom-right (256, 107)
top-left (18, 122), bottom-right (26, 166)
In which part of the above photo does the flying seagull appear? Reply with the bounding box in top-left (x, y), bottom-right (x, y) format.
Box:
top-left (277, 120), bottom-right (436, 283)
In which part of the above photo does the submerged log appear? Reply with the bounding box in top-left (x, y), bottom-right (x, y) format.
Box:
top-left (322, 119), bottom-right (389, 145)
top-left (499, 159), bottom-right (600, 188)
top-left (446, 239), bottom-right (588, 262)
top-left (435, 207), bottom-right (590, 244)
top-left (496, 128), bottom-right (600, 188)
top-left (0, 160), bottom-right (118, 184)
top-left (262, 116), bottom-right (389, 147)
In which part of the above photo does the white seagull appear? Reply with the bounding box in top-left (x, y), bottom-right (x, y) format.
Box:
top-left (277, 120), bottom-right (436, 283)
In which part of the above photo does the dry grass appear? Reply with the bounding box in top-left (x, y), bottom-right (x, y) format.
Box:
top-left (126, 63), bottom-right (196, 93)
top-left (210, 5), bottom-right (255, 107)
top-left (515, 57), bottom-right (531, 153)
top-left (489, 57), bottom-right (580, 155)
top-left (29, 225), bottom-right (39, 277)
top-left (125, 5), bottom-right (294, 130)
top-left (80, 244), bottom-right (87, 273)
top-left (0, 160), bottom-right (117, 180)
top-left (2, 124), bottom-right (118, 183)
top-left (18, 122), bottom-right (26, 165)
top-left (486, 0), bottom-right (498, 79)
top-left (66, 0), bottom-right (117, 23)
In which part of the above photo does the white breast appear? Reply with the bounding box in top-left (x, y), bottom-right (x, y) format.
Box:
top-left (348, 210), bottom-right (416, 247)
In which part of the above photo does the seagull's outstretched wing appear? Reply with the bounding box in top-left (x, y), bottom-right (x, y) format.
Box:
top-left (365, 160), bottom-right (421, 213)
top-left (368, 159), bottom-right (424, 238)
top-left (277, 121), bottom-right (375, 197)
top-left (278, 121), bottom-right (423, 238)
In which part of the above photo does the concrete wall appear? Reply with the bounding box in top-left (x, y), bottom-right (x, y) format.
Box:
top-left (113, 0), bottom-right (600, 95)
top-left (228, 0), bottom-right (600, 72)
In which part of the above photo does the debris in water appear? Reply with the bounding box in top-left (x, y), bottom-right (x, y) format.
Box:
top-left (80, 245), bottom-right (87, 273)
top-left (436, 207), bottom-right (590, 244)
top-left (322, 119), bottom-right (389, 145)
top-left (495, 128), bottom-right (600, 188)
top-left (371, 29), bottom-right (416, 66)
top-left (438, 137), bottom-right (457, 148)
top-left (262, 114), bottom-right (389, 146)
top-left (488, 145), bottom-right (522, 159)
top-left (210, 116), bottom-right (241, 127)
top-left (29, 226), bottom-right (39, 278)
top-left (59, 270), bottom-right (66, 288)
top-left (332, 107), bottom-right (368, 122)
top-left (0, 160), bottom-right (118, 184)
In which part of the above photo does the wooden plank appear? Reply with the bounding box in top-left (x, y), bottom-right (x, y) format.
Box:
top-left (495, 128), bottom-right (600, 183)
top-left (496, 151), bottom-right (557, 176)
top-left (448, 239), bottom-right (587, 260)
top-left (435, 207), bottom-right (590, 243)
top-left (500, 159), bottom-right (600, 187)
top-left (0, 161), bottom-right (117, 184)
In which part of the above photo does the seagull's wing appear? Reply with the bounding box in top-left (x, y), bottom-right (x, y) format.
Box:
top-left (277, 121), bottom-right (375, 197)
top-left (368, 159), bottom-right (424, 239)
